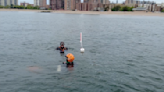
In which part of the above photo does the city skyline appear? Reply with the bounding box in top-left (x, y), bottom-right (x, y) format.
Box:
top-left (18, 0), bottom-right (164, 5)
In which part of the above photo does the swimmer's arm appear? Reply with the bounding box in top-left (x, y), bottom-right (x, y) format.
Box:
top-left (63, 62), bottom-right (66, 64)
top-left (63, 61), bottom-right (69, 64)
top-left (56, 47), bottom-right (60, 50)
top-left (64, 47), bottom-right (68, 50)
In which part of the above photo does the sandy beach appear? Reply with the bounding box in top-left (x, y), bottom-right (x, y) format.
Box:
top-left (0, 9), bottom-right (164, 17)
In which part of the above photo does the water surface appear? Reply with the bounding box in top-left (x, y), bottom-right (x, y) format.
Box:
top-left (0, 11), bottom-right (164, 92)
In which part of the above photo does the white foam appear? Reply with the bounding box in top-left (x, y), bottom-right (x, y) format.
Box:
top-left (57, 65), bottom-right (61, 72)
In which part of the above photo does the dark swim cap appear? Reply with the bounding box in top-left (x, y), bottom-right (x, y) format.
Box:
top-left (60, 42), bottom-right (64, 46)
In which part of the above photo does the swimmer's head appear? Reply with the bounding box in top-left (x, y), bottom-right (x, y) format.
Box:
top-left (66, 53), bottom-right (75, 62)
top-left (60, 42), bottom-right (64, 46)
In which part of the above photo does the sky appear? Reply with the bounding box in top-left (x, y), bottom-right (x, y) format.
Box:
top-left (18, 0), bottom-right (164, 5)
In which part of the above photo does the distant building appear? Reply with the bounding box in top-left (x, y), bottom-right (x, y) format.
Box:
top-left (100, 0), bottom-right (109, 4)
top-left (0, 0), bottom-right (18, 6)
top-left (135, 1), bottom-right (140, 4)
top-left (64, 0), bottom-right (72, 10)
top-left (76, 3), bottom-right (104, 11)
top-left (34, 0), bottom-right (47, 7)
top-left (46, 5), bottom-right (50, 8)
top-left (50, 0), bottom-right (65, 10)
top-left (132, 7), bottom-right (147, 11)
top-left (84, 0), bottom-right (101, 4)
top-left (76, 3), bottom-right (88, 11)
top-left (64, 0), bottom-right (81, 10)
top-left (75, 0), bottom-right (111, 11)
top-left (33, 1), bottom-right (48, 8)
top-left (134, 2), bottom-right (162, 12)
top-left (161, 3), bottom-right (164, 8)
top-left (20, 2), bottom-right (34, 7)
top-left (20, 2), bottom-right (29, 7)
top-left (125, 0), bottom-right (136, 5)
top-left (139, 1), bottom-right (155, 4)
top-left (34, 0), bottom-right (39, 6)
top-left (40, 0), bottom-right (47, 7)
top-left (125, 0), bottom-right (155, 5)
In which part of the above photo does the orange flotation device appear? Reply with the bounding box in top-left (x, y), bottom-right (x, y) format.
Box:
top-left (66, 53), bottom-right (75, 62)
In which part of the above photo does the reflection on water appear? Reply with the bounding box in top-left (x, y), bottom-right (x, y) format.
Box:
top-left (0, 11), bottom-right (164, 92)
top-left (27, 66), bottom-right (42, 73)
top-left (60, 53), bottom-right (65, 56)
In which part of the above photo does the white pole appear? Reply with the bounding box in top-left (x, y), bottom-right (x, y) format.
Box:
top-left (80, 32), bottom-right (85, 53)
top-left (80, 32), bottom-right (83, 47)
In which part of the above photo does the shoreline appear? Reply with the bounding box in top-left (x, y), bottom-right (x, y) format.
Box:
top-left (0, 9), bottom-right (164, 17)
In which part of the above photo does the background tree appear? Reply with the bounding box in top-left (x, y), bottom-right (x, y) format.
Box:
top-left (0, 6), bottom-right (4, 8)
top-left (10, 4), bottom-right (14, 8)
top-left (162, 9), bottom-right (164, 12)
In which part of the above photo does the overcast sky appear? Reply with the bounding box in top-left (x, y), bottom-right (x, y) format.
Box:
top-left (18, 0), bottom-right (164, 5)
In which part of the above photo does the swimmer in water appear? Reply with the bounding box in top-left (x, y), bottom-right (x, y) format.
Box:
top-left (56, 42), bottom-right (68, 53)
top-left (63, 53), bottom-right (75, 67)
